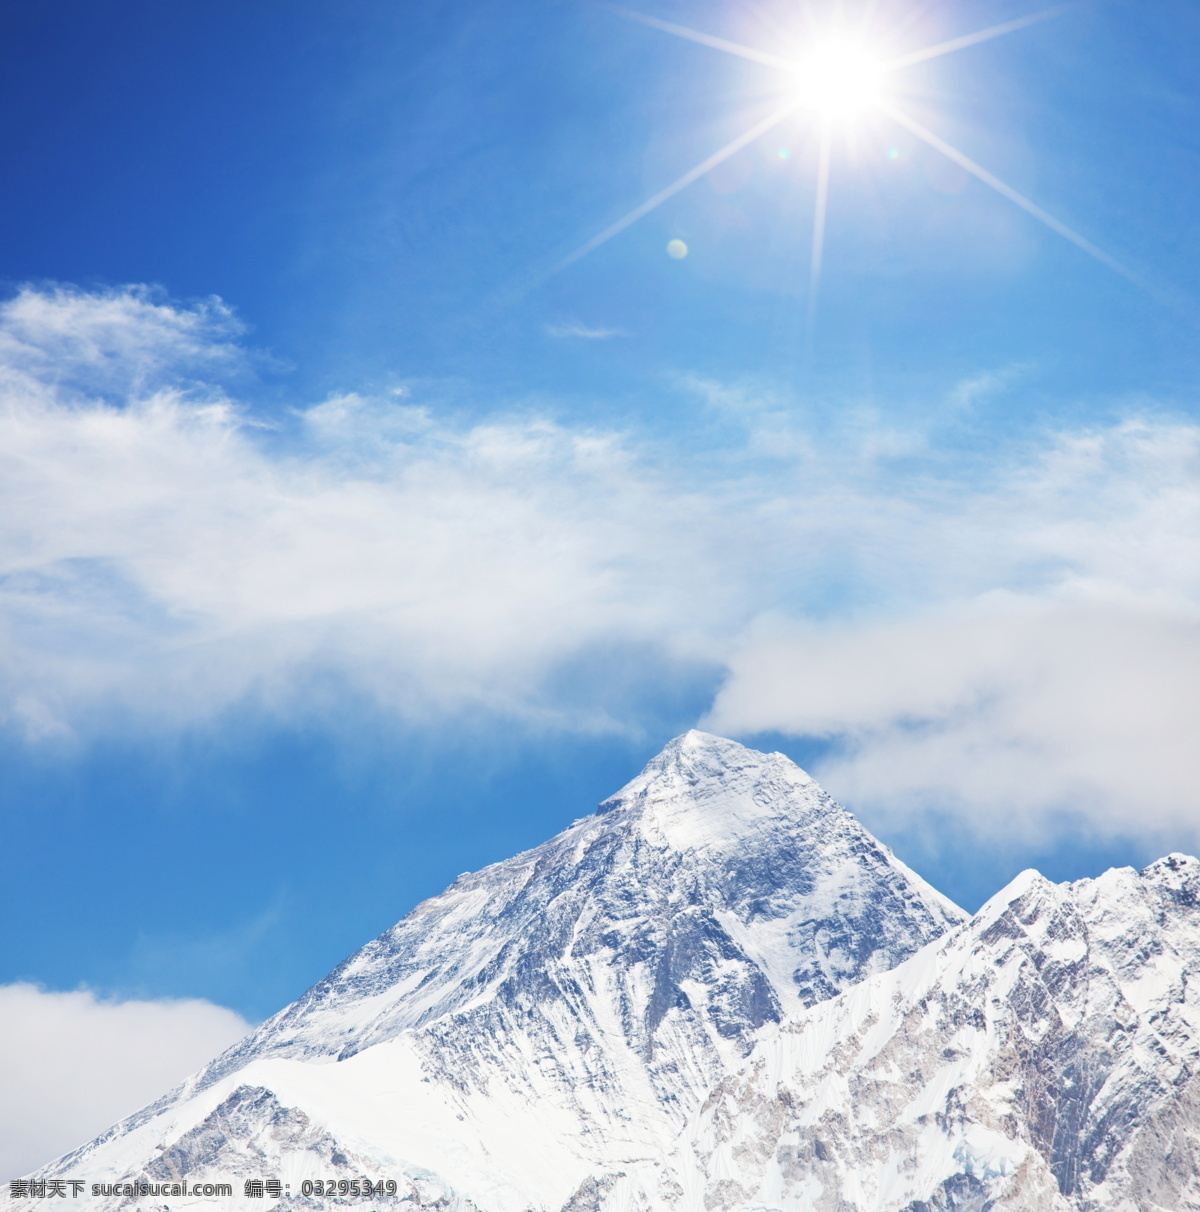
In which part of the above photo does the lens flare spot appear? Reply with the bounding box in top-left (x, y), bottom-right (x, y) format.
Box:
top-left (666, 238), bottom-right (688, 259)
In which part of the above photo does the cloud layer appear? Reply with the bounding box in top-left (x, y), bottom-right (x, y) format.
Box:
top-left (1, 285), bottom-right (1199, 839)
top-left (707, 596), bottom-right (1200, 838)
top-left (0, 289), bottom-right (743, 736)
top-left (706, 419), bottom-right (1200, 838)
top-left (0, 983), bottom-right (251, 1177)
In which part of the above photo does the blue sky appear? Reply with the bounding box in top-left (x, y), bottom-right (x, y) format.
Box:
top-left (3, 0), bottom-right (1200, 1172)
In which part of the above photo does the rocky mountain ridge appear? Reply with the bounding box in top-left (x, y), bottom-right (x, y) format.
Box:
top-left (22, 732), bottom-right (1200, 1211)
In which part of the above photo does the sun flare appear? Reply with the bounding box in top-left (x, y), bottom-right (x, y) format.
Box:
top-left (792, 37), bottom-right (888, 118)
top-left (561, 3), bottom-right (1129, 316)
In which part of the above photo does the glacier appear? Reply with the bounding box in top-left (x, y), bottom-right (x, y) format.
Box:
top-left (18, 731), bottom-right (1200, 1211)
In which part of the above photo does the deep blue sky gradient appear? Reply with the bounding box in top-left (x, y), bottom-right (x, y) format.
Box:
top-left (3, 0), bottom-right (1198, 412)
top-left (2, 0), bottom-right (1198, 1020)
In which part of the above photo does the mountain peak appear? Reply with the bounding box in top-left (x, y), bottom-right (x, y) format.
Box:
top-left (657, 727), bottom-right (776, 761)
top-left (32, 732), bottom-right (969, 1210)
top-left (643, 727), bottom-right (804, 772)
top-left (26, 735), bottom-right (1200, 1212)
top-left (596, 730), bottom-right (814, 846)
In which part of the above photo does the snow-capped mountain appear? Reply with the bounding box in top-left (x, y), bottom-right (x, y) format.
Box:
top-left (23, 733), bottom-right (1200, 1211)
top-left (674, 851), bottom-right (1200, 1211)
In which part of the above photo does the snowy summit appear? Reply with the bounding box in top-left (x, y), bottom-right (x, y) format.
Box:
top-left (21, 732), bottom-right (1200, 1211)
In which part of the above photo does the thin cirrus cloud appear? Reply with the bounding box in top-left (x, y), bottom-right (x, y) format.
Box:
top-left (1, 284), bottom-right (1199, 840)
top-left (544, 319), bottom-right (626, 339)
top-left (0, 983), bottom-right (252, 1178)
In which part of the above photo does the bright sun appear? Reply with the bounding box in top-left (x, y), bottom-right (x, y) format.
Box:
top-left (562, 4), bottom-right (1128, 319)
top-left (793, 37), bottom-right (887, 117)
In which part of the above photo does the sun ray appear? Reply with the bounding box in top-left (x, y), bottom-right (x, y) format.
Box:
top-left (807, 122), bottom-right (834, 357)
top-left (608, 3), bottom-right (1080, 80)
top-left (603, 5), bottom-right (798, 72)
top-left (884, 4), bottom-right (1078, 71)
top-left (880, 103), bottom-right (1134, 281)
top-left (561, 1), bottom-right (1131, 294)
top-left (556, 101), bottom-right (799, 270)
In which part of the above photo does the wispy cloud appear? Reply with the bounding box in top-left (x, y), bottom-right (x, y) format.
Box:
top-left (0, 284), bottom-right (247, 400)
top-left (2, 286), bottom-right (1199, 843)
top-left (545, 319), bottom-right (626, 340)
top-left (0, 289), bottom-right (737, 737)
top-left (945, 364), bottom-right (1027, 410)
top-left (706, 417), bottom-right (1200, 838)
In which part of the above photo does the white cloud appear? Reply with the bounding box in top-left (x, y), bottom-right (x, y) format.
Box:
top-left (945, 364), bottom-right (1026, 410)
top-left (707, 419), bottom-right (1200, 837)
top-left (0, 983), bottom-right (251, 1177)
top-left (545, 319), bottom-right (625, 339)
top-left (2, 285), bottom-right (1200, 841)
top-left (0, 285), bottom-right (245, 401)
top-left (707, 596), bottom-right (1200, 837)
top-left (0, 291), bottom-right (748, 736)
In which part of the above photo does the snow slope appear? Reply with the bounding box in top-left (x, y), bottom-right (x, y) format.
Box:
top-left (676, 853), bottom-right (1200, 1211)
top-left (22, 733), bottom-right (1200, 1211)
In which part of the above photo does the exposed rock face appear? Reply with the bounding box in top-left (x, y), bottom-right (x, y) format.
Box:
top-left (22, 734), bottom-right (1200, 1211)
